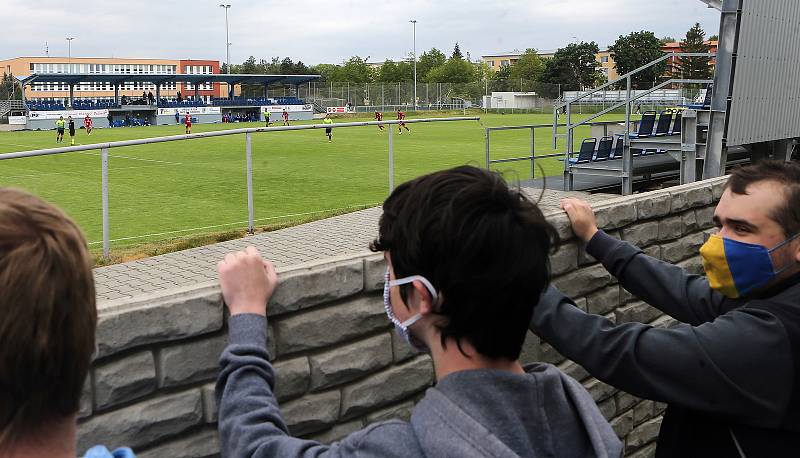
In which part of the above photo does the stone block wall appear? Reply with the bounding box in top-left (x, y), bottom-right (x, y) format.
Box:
top-left (78, 176), bottom-right (728, 458)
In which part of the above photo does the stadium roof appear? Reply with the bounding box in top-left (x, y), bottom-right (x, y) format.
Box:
top-left (18, 73), bottom-right (321, 86)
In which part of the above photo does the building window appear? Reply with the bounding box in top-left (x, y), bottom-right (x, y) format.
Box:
top-left (501, 60), bottom-right (510, 67)
top-left (601, 56), bottom-right (609, 63)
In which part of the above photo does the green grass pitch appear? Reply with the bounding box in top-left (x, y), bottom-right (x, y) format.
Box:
top-left (0, 111), bottom-right (622, 250)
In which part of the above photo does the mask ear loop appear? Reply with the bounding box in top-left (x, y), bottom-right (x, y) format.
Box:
top-left (389, 275), bottom-right (440, 307)
top-left (770, 233), bottom-right (800, 275)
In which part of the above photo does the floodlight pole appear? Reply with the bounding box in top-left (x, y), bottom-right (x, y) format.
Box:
top-left (220, 4), bottom-right (232, 99)
top-left (66, 37), bottom-right (75, 68)
top-left (410, 19), bottom-right (417, 110)
top-left (220, 4), bottom-right (231, 74)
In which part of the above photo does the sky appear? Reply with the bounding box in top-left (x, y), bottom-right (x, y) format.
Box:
top-left (2, 0), bottom-right (721, 65)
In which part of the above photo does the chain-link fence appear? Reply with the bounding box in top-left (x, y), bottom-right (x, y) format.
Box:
top-left (237, 80), bottom-right (562, 112)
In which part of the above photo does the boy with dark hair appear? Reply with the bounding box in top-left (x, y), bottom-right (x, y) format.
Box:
top-left (532, 160), bottom-right (800, 456)
top-left (215, 165), bottom-right (622, 457)
top-left (0, 188), bottom-right (133, 458)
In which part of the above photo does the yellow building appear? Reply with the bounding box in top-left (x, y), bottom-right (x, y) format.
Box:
top-left (481, 49), bottom-right (618, 81)
top-left (481, 50), bottom-right (555, 72)
top-left (595, 49), bottom-right (618, 81)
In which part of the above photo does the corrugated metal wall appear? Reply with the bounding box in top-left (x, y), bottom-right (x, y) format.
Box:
top-left (726, 0), bottom-right (800, 146)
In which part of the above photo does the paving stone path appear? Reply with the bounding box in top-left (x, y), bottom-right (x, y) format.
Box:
top-left (94, 188), bottom-right (613, 303)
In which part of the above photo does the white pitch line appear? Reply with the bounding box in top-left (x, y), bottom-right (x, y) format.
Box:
top-left (77, 151), bottom-right (182, 165)
top-left (0, 164), bottom-right (175, 180)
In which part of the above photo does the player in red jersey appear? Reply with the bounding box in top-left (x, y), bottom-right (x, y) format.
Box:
top-left (282, 109), bottom-right (289, 126)
top-left (83, 115), bottom-right (93, 136)
top-left (397, 109), bottom-right (410, 134)
top-left (375, 111), bottom-right (384, 131)
top-left (184, 113), bottom-right (192, 134)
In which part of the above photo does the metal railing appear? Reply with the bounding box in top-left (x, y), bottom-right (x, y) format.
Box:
top-left (555, 52), bottom-right (715, 194)
top-left (0, 116), bottom-right (479, 258)
top-left (486, 120), bottom-right (636, 180)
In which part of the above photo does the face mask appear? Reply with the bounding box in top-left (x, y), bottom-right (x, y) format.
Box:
top-left (700, 233), bottom-right (799, 298)
top-left (383, 269), bottom-right (439, 353)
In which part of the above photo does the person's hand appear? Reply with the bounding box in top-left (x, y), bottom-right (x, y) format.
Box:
top-left (217, 246), bottom-right (277, 316)
top-left (560, 198), bottom-right (599, 242)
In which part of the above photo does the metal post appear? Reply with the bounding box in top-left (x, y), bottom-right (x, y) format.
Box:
top-left (388, 126), bottom-right (395, 192)
top-left (245, 132), bottom-right (254, 233)
top-left (623, 76), bottom-right (633, 195)
top-left (101, 148), bottom-right (110, 259)
top-left (530, 127), bottom-right (535, 180)
top-left (410, 19), bottom-right (417, 110)
top-left (563, 102), bottom-right (573, 191)
top-left (485, 128), bottom-right (491, 170)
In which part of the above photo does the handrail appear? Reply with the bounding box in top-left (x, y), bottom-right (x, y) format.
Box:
top-left (0, 116), bottom-right (479, 258)
top-left (554, 53), bottom-right (716, 108)
top-left (0, 117), bottom-right (478, 161)
top-left (566, 78), bottom-right (713, 130)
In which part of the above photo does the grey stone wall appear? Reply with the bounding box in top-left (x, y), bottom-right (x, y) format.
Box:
top-left (78, 176), bottom-right (728, 458)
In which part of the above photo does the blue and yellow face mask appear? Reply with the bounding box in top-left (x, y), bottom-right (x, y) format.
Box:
top-left (700, 234), bottom-right (800, 298)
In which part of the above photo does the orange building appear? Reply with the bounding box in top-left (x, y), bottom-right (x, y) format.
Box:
top-left (0, 56), bottom-right (225, 102)
top-left (661, 40), bottom-right (718, 75)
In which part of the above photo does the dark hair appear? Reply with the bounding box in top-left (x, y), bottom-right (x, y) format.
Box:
top-left (727, 160), bottom-right (800, 237)
top-left (0, 189), bottom-right (96, 450)
top-left (370, 166), bottom-right (559, 360)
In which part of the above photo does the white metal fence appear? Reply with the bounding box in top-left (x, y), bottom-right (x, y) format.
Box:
top-left (0, 117), bottom-right (479, 258)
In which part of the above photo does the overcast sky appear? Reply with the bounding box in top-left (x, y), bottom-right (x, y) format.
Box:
top-left (2, 0), bottom-right (720, 65)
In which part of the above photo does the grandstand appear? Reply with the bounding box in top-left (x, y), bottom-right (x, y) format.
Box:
top-left (549, 0), bottom-right (800, 195)
top-left (17, 73), bottom-right (319, 129)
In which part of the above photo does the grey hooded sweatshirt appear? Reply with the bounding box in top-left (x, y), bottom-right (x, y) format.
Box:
top-left (216, 314), bottom-right (622, 457)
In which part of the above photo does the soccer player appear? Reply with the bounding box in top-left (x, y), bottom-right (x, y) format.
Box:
top-left (322, 113), bottom-right (333, 142)
top-left (68, 116), bottom-right (76, 146)
top-left (184, 113), bottom-right (192, 134)
top-left (264, 109), bottom-right (271, 127)
top-left (55, 116), bottom-right (65, 143)
top-left (397, 109), bottom-right (410, 134)
top-left (84, 114), bottom-right (93, 136)
top-left (375, 110), bottom-right (384, 131)
top-left (282, 109), bottom-right (289, 126)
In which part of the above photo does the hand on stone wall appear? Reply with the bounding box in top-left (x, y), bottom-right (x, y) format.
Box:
top-left (218, 246), bottom-right (278, 316)
top-left (561, 198), bottom-right (600, 242)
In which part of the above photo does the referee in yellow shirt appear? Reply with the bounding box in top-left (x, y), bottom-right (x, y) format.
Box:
top-left (323, 113), bottom-right (333, 143)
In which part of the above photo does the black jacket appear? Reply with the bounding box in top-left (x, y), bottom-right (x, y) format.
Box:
top-left (530, 230), bottom-right (800, 457)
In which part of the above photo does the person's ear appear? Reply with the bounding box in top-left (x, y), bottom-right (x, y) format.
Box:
top-left (793, 239), bottom-right (800, 264)
top-left (411, 280), bottom-right (436, 316)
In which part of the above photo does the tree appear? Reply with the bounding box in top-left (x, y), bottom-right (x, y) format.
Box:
top-left (709, 34), bottom-right (719, 41)
top-left (451, 42), bottom-right (464, 60)
top-left (538, 42), bottom-right (601, 91)
top-left (509, 48), bottom-right (544, 82)
top-left (418, 48), bottom-right (447, 81)
top-left (338, 56), bottom-right (374, 83)
top-left (279, 57), bottom-right (295, 74)
top-left (240, 56), bottom-right (259, 74)
top-left (660, 36), bottom-right (677, 45)
top-left (1, 73), bottom-right (22, 100)
top-left (378, 60), bottom-right (413, 82)
top-left (426, 58), bottom-right (475, 83)
top-left (609, 31), bottom-right (668, 89)
top-left (672, 23), bottom-right (713, 80)
top-left (490, 64), bottom-right (513, 91)
top-left (310, 63), bottom-right (342, 82)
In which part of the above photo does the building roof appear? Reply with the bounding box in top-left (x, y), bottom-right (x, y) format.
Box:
top-left (18, 73), bottom-right (321, 86)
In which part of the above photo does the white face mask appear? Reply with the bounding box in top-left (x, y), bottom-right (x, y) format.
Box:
top-left (383, 269), bottom-right (439, 353)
